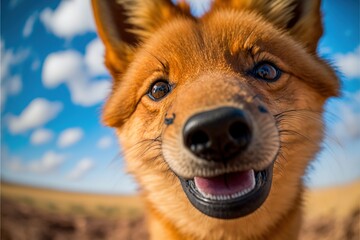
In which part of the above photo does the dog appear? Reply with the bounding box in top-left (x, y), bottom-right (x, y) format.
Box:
top-left (92, 0), bottom-right (339, 239)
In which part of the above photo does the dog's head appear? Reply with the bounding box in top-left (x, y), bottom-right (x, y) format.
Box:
top-left (93, 0), bottom-right (339, 237)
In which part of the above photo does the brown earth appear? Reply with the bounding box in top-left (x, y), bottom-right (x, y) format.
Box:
top-left (1, 180), bottom-right (359, 240)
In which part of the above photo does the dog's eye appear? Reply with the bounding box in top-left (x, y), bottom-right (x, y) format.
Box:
top-left (149, 80), bottom-right (171, 100)
top-left (253, 62), bottom-right (281, 82)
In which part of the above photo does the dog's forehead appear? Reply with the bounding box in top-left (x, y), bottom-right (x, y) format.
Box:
top-left (140, 10), bottom-right (284, 71)
top-left (124, 8), bottom-right (337, 100)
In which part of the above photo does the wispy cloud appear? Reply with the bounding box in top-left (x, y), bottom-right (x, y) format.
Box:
top-left (40, 0), bottom-right (95, 39)
top-left (329, 91), bottom-right (360, 142)
top-left (1, 40), bottom-right (30, 108)
top-left (42, 40), bottom-right (111, 106)
top-left (67, 158), bottom-right (94, 180)
top-left (97, 136), bottom-right (114, 149)
top-left (4, 150), bottom-right (65, 174)
top-left (84, 38), bottom-right (108, 76)
top-left (23, 12), bottom-right (38, 38)
top-left (57, 128), bottom-right (83, 148)
top-left (5, 74), bottom-right (22, 95)
top-left (1, 39), bottom-right (30, 80)
top-left (9, 0), bottom-right (24, 9)
top-left (334, 45), bottom-right (360, 79)
top-left (1, 73), bottom-right (23, 110)
top-left (6, 98), bottom-right (62, 134)
top-left (28, 151), bottom-right (66, 173)
top-left (30, 128), bottom-right (54, 145)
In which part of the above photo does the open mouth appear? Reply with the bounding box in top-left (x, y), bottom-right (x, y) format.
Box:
top-left (178, 164), bottom-right (273, 219)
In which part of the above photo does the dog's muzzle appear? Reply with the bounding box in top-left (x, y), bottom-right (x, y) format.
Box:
top-left (177, 107), bottom-right (275, 219)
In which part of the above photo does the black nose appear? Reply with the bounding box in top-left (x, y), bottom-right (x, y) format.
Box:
top-left (183, 107), bottom-right (252, 162)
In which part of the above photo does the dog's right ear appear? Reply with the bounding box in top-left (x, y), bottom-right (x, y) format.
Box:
top-left (92, 0), bottom-right (190, 79)
top-left (92, 0), bottom-right (138, 78)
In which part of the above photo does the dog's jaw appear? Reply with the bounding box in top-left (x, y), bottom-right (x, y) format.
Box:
top-left (178, 165), bottom-right (274, 219)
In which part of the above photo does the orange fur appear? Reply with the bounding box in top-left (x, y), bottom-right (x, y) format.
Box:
top-left (92, 0), bottom-right (339, 239)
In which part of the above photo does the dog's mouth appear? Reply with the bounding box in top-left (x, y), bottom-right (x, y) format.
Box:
top-left (178, 164), bottom-right (273, 219)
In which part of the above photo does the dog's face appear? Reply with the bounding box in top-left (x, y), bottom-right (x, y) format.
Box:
top-left (93, 0), bottom-right (339, 238)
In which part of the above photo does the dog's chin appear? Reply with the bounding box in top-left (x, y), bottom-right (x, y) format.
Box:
top-left (177, 163), bottom-right (274, 219)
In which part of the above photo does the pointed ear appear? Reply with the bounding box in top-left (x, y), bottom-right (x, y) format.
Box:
top-left (212, 0), bottom-right (323, 53)
top-left (92, 0), bottom-right (191, 78)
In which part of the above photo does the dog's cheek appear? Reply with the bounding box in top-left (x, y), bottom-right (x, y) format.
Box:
top-left (115, 110), bottom-right (163, 171)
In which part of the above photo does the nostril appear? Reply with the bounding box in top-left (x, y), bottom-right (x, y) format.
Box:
top-left (188, 130), bottom-right (210, 148)
top-left (229, 121), bottom-right (251, 147)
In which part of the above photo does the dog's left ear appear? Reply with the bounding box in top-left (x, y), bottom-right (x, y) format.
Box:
top-left (212, 0), bottom-right (323, 53)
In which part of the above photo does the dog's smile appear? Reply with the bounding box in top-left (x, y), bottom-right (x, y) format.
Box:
top-left (178, 163), bottom-right (273, 219)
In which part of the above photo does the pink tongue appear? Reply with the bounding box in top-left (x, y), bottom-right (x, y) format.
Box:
top-left (194, 170), bottom-right (255, 196)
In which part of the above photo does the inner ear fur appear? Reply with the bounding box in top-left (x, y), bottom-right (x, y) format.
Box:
top-left (92, 0), bottom-right (191, 78)
top-left (211, 0), bottom-right (323, 53)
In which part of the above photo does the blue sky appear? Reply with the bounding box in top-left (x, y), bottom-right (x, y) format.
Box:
top-left (1, 0), bottom-right (359, 194)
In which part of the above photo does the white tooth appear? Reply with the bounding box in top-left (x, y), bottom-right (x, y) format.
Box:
top-left (195, 170), bottom-right (257, 200)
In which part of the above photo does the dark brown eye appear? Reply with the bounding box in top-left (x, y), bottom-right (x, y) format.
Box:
top-left (149, 80), bottom-right (171, 100)
top-left (253, 62), bottom-right (281, 82)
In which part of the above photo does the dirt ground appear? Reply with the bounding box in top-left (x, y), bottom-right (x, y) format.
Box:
top-left (300, 207), bottom-right (360, 240)
top-left (1, 197), bottom-right (148, 240)
top-left (1, 181), bottom-right (359, 240)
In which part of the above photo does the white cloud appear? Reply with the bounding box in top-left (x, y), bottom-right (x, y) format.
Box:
top-left (1, 74), bottom-right (23, 110)
top-left (67, 158), bottom-right (94, 180)
top-left (1, 40), bottom-right (30, 80)
top-left (84, 38), bottom-right (107, 76)
top-left (6, 98), bottom-right (62, 134)
top-left (6, 75), bottom-right (22, 95)
top-left (40, 0), bottom-right (95, 39)
top-left (329, 91), bottom-right (360, 142)
top-left (97, 136), bottom-right (113, 149)
top-left (42, 47), bottom-right (111, 106)
top-left (28, 151), bottom-right (65, 173)
top-left (334, 45), bottom-right (360, 79)
top-left (4, 151), bottom-right (65, 174)
top-left (42, 50), bottom-right (83, 88)
top-left (57, 127), bottom-right (83, 148)
top-left (70, 79), bottom-right (110, 106)
top-left (23, 12), bottom-right (38, 38)
top-left (30, 128), bottom-right (54, 145)
top-left (1, 40), bottom-right (29, 108)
